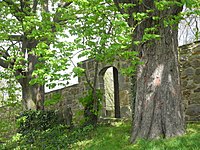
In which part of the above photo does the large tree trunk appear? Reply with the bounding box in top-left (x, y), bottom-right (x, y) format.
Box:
top-left (129, 4), bottom-right (185, 143)
top-left (131, 27), bottom-right (185, 143)
top-left (113, 0), bottom-right (185, 143)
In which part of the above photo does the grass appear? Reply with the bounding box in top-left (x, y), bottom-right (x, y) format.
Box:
top-left (72, 121), bottom-right (132, 150)
top-left (71, 122), bottom-right (200, 150)
top-left (1, 109), bottom-right (200, 150)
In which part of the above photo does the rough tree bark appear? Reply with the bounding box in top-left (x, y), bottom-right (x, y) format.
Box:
top-left (21, 83), bottom-right (44, 110)
top-left (114, 0), bottom-right (185, 143)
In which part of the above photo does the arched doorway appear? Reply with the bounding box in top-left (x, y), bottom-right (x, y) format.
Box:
top-left (99, 67), bottom-right (120, 118)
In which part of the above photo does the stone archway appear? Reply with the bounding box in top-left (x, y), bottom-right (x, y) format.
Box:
top-left (99, 66), bottom-right (120, 118)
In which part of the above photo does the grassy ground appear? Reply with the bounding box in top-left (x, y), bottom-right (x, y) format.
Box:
top-left (1, 111), bottom-right (200, 150)
top-left (71, 121), bottom-right (200, 150)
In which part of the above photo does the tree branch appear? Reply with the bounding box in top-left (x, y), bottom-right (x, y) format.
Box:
top-left (9, 35), bottom-right (23, 41)
top-left (58, 2), bottom-right (72, 8)
top-left (32, 0), bottom-right (38, 13)
top-left (42, 0), bottom-right (49, 12)
top-left (113, 0), bottom-right (125, 14)
top-left (0, 58), bottom-right (9, 68)
top-left (52, 2), bottom-right (72, 32)
top-left (53, 2), bottom-right (72, 23)
top-left (0, 45), bottom-right (25, 84)
top-left (0, 46), bottom-right (10, 60)
top-left (113, 0), bottom-right (137, 27)
top-left (3, 0), bottom-right (23, 22)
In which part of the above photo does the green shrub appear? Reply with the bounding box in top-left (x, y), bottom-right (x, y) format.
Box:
top-left (16, 110), bottom-right (62, 135)
top-left (79, 89), bottom-right (103, 126)
top-left (0, 105), bottom-right (22, 143)
top-left (0, 123), bottom-right (95, 149)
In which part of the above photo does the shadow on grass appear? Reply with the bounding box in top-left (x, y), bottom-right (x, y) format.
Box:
top-left (1, 120), bottom-right (200, 150)
top-left (0, 124), bottom-right (95, 150)
top-left (71, 122), bottom-right (200, 150)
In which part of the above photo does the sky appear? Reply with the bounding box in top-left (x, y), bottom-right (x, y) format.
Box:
top-left (178, 13), bottom-right (200, 46)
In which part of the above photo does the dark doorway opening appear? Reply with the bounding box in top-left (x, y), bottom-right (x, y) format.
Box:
top-left (113, 67), bottom-right (120, 118)
top-left (99, 67), bottom-right (120, 118)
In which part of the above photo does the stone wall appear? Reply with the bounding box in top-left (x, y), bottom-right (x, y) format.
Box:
top-left (45, 41), bottom-right (200, 121)
top-left (45, 58), bottom-right (132, 119)
top-left (179, 41), bottom-right (200, 121)
top-left (45, 84), bottom-right (84, 118)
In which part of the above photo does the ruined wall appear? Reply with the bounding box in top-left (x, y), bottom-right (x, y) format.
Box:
top-left (179, 41), bottom-right (200, 121)
top-left (45, 84), bottom-right (84, 117)
top-left (45, 41), bottom-right (200, 121)
top-left (78, 59), bottom-right (132, 118)
top-left (45, 59), bottom-right (132, 119)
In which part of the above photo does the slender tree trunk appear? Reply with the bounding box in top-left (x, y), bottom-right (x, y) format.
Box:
top-left (20, 40), bottom-right (45, 110)
top-left (21, 79), bottom-right (44, 110)
top-left (83, 60), bottom-right (99, 126)
top-left (130, 9), bottom-right (185, 143)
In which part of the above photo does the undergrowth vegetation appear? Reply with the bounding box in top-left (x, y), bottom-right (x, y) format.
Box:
top-left (1, 112), bottom-right (200, 150)
top-left (0, 105), bottom-right (21, 143)
top-left (16, 110), bottom-right (63, 135)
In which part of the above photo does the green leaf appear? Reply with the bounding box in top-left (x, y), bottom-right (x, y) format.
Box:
top-left (73, 67), bottom-right (85, 77)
